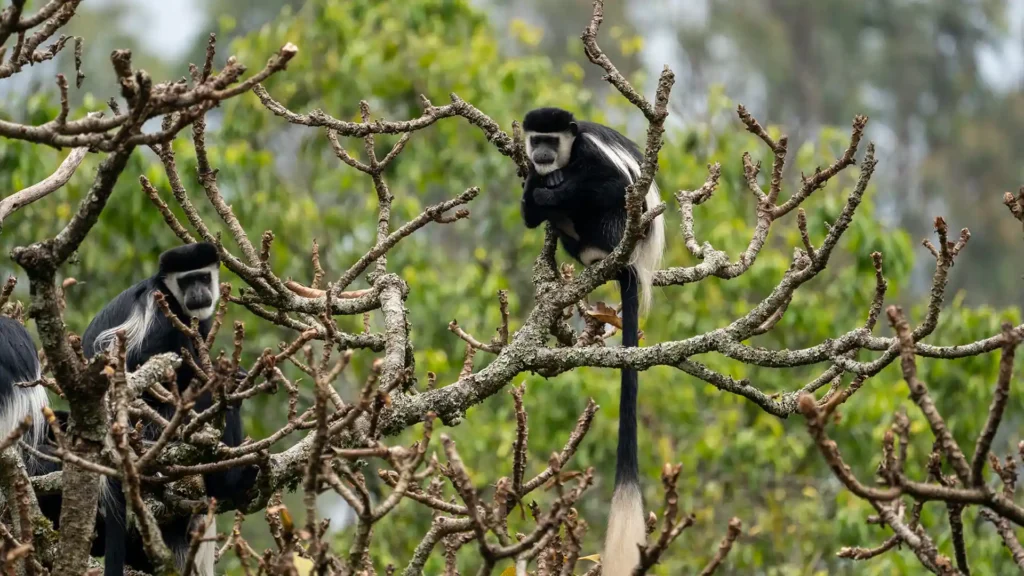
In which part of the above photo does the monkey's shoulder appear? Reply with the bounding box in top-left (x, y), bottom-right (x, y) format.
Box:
top-left (576, 121), bottom-right (642, 157)
top-left (112, 278), bottom-right (156, 305)
top-left (83, 280), bottom-right (150, 325)
top-left (0, 316), bottom-right (34, 348)
top-left (559, 156), bottom-right (633, 193)
top-left (0, 317), bottom-right (38, 384)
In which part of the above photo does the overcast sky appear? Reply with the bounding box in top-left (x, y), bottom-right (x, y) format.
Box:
top-left (94, 0), bottom-right (1024, 95)
top-left (94, 0), bottom-right (204, 60)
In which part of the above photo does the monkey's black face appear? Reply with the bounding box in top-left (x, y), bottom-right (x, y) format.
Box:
top-left (182, 276), bottom-right (214, 311)
top-left (530, 137), bottom-right (558, 167)
top-left (164, 264), bottom-right (220, 320)
top-left (525, 131), bottom-right (574, 176)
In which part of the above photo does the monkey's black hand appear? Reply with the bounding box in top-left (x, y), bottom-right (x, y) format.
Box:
top-left (234, 365), bottom-right (248, 382)
top-left (531, 187), bottom-right (559, 207)
top-left (521, 186), bottom-right (546, 228)
top-left (544, 170), bottom-right (564, 187)
top-left (238, 463), bottom-right (260, 495)
top-left (205, 462), bottom-right (260, 504)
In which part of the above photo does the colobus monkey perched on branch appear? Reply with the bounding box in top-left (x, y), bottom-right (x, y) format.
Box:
top-left (520, 107), bottom-right (665, 576)
top-left (77, 242), bottom-right (256, 576)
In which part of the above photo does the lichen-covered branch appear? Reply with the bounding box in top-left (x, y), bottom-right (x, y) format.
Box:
top-left (5, 0), bottom-right (1024, 574)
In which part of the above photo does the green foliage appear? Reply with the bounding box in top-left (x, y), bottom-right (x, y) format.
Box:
top-left (1, 0), bottom-right (1021, 573)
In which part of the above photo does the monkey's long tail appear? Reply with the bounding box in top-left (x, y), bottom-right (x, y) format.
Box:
top-left (602, 268), bottom-right (646, 576)
top-left (103, 480), bottom-right (128, 576)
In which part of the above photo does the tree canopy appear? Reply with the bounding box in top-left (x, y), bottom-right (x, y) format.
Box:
top-left (1, 1), bottom-right (1023, 575)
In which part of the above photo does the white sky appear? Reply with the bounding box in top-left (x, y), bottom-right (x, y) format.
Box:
top-left (92, 0), bottom-right (204, 60)
top-left (82, 0), bottom-right (1024, 95)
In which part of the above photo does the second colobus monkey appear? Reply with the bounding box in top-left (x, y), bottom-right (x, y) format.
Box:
top-left (0, 316), bottom-right (49, 469)
top-left (80, 242), bottom-right (257, 576)
top-left (0, 316), bottom-right (110, 560)
top-left (520, 107), bottom-right (665, 576)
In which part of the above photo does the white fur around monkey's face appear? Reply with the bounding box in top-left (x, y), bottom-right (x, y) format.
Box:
top-left (525, 130), bottom-right (575, 176)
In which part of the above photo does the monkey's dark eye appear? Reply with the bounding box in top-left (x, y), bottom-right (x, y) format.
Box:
top-left (530, 136), bottom-right (558, 147)
top-left (178, 272), bottom-right (211, 285)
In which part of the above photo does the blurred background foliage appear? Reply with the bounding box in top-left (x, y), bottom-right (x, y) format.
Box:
top-left (1, 0), bottom-right (1023, 574)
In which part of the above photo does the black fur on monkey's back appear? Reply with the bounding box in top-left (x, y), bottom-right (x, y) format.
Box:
top-left (0, 316), bottom-right (40, 403)
top-left (0, 316), bottom-right (49, 474)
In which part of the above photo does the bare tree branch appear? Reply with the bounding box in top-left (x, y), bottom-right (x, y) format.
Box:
top-left (5, 1), bottom-right (1024, 574)
top-left (0, 146), bottom-right (89, 233)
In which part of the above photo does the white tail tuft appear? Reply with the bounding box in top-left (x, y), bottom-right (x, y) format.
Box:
top-left (172, 514), bottom-right (217, 575)
top-left (190, 515), bottom-right (218, 576)
top-left (582, 133), bottom-right (665, 316)
top-left (602, 482), bottom-right (646, 576)
top-left (98, 475), bottom-right (124, 528)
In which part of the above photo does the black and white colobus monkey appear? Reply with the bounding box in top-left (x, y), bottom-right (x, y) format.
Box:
top-left (0, 316), bottom-right (49, 467)
top-left (79, 242), bottom-right (256, 576)
top-left (520, 107), bottom-right (665, 576)
top-left (0, 317), bottom-right (109, 557)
